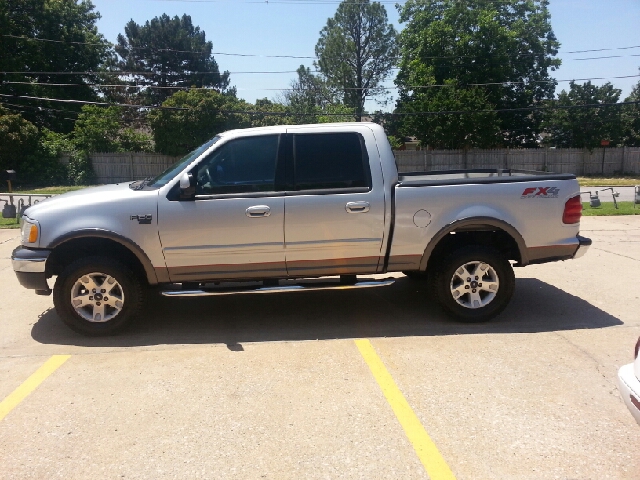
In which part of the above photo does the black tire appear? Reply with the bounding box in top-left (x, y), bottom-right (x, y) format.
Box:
top-left (434, 246), bottom-right (514, 322)
top-left (53, 256), bottom-right (144, 336)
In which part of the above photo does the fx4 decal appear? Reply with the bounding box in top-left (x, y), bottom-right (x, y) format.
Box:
top-left (521, 187), bottom-right (560, 199)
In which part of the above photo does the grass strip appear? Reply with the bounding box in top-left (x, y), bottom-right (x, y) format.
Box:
top-left (578, 177), bottom-right (640, 187)
top-left (0, 217), bottom-right (20, 229)
top-left (9, 186), bottom-right (89, 195)
top-left (582, 201), bottom-right (640, 216)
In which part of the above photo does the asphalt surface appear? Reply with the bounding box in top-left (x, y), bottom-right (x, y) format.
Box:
top-left (1, 218), bottom-right (639, 479)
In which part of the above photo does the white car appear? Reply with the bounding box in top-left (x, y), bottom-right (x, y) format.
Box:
top-left (618, 336), bottom-right (640, 425)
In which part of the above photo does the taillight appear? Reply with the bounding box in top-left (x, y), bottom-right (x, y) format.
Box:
top-left (563, 195), bottom-right (582, 224)
top-left (635, 337), bottom-right (640, 359)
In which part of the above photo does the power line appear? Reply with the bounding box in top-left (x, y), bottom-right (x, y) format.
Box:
top-left (148, 0), bottom-right (404, 4)
top-left (0, 94), bottom-right (189, 111)
top-left (566, 45), bottom-right (640, 53)
top-left (1, 34), bottom-right (316, 59)
top-left (4, 35), bottom-right (640, 61)
top-left (0, 101), bottom-right (81, 116)
top-left (3, 93), bottom-right (638, 116)
top-left (0, 101), bottom-right (77, 122)
top-left (4, 73), bottom-right (639, 91)
top-left (0, 70), bottom-right (298, 76)
top-left (390, 100), bottom-right (640, 117)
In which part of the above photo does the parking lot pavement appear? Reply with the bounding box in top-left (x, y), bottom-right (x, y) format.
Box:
top-left (1, 217), bottom-right (640, 479)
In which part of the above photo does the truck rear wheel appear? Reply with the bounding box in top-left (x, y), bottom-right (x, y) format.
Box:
top-left (53, 256), bottom-right (143, 336)
top-left (434, 246), bottom-right (514, 322)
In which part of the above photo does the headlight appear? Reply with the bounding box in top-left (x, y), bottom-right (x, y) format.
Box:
top-left (21, 218), bottom-right (39, 245)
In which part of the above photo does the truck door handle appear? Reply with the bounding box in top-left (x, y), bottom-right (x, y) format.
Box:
top-left (246, 205), bottom-right (271, 217)
top-left (345, 201), bottom-right (370, 213)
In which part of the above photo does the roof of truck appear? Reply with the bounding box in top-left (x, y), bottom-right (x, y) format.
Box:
top-left (220, 122), bottom-right (380, 138)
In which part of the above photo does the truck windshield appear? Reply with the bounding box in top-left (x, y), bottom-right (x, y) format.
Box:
top-left (147, 136), bottom-right (221, 187)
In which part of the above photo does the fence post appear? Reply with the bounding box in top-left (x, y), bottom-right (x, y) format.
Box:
top-left (621, 146), bottom-right (626, 174)
top-left (129, 153), bottom-right (134, 181)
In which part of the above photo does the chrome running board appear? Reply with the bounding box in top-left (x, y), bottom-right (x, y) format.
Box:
top-left (161, 279), bottom-right (395, 297)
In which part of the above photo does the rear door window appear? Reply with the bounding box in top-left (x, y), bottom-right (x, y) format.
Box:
top-left (292, 133), bottom-right (370, 191)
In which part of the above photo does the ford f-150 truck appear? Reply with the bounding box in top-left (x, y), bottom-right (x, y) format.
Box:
top-left (12, 122), bottom-right (591, 335)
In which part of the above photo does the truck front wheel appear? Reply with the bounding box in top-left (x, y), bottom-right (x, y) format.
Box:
top-left (53, 256), bottom-right (143, 336)
top-left (434, 246), bottom-right (514, 322)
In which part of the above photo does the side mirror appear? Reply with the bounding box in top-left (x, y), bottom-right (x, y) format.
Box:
top-left (179, 172), bottom-right (196, 200)
top-left (179, 172), bottom-right (191, 190)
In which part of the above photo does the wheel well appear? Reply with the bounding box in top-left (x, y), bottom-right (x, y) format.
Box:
top-left (47, 238), bottom-right (148, 284)
top-left (425, 227), bottom-right (521, 272)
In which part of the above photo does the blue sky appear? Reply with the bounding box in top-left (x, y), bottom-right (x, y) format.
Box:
top-left (91, 0), bottom-right (640, 111)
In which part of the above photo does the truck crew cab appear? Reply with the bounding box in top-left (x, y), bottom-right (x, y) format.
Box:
top-left (12, 123), bottom-right (591, 335)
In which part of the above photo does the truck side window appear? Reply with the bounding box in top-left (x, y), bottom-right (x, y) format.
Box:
top-left (195, 135), bottom-right (279, 195)
top-left (293, 133), bottom-right (370, 191)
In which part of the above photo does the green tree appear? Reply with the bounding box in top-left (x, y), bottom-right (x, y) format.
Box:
top-left (396, 0), bottom-right (560, 147)
top-left (70, 105), bottom-right (153, 153)
top-left (249, 99), bottom-right (293, 128)
top-left (0, 106), bottom-right (39, 171)
top-left (622, 78), bottom-right (640, 147)
top-left (280, 66), bottom-right (355, 123)
top-left (0, 0), bottom-right (111, 131)
top-left (315, 104), bottom-right (356, 124)
top-left (543, 81), bottom-right (623, 149)
top-left (0, 107), bottom-right (69, 185)
top-left (315, 0), bottom-right (398, 121)
top-left (115, 14), bottom-right (230, 106)
top-left (398, 82), bottom-right (501, 149)
top-left (148, 90), bottom-right (249, 155)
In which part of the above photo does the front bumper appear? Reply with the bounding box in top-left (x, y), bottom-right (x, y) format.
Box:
top-left (573, 235), bottom-right (592, 259)
top-left (618, 363), bottom-right (640, 426)
top-left (12, 246), bottom-right (51, 293)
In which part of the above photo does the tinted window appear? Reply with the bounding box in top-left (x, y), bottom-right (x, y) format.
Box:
top-left (293, 133), bottom-right (369, 190)
top-left (195, 135), bottom-right (279, 195)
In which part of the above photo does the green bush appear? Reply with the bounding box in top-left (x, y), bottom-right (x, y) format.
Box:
top-left (148, 90), bottom-right (251, 155)
top-left (0, 106), bottom-right (39, 171)
top-left (72, 105), bottom-right (153, 153)
top-left (21, 129), bottom-right (68, 186)
top-left (66, 151), bottom-right (95, 186)
top-left (0, 108), bottom-right (71, 186)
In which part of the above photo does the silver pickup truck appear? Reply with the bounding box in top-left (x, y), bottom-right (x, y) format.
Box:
top-left (12, 122), bottom-right (591, 335)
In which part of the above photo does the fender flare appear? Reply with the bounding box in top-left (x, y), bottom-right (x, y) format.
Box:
top-left (419, 216), bottom-right (529, 271)
top-left (48, 229), bottom-right (162, 285)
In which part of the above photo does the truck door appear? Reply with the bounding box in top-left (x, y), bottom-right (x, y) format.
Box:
top-left (283, 129), bottom-right (386, 276)
top-left (157, 134), bottom-right (286, 282)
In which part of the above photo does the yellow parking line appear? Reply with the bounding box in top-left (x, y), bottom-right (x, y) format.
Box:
top-left (355, 339), bottom-right (456, 480)
top-left (0, 355), bottom-right (71, 422)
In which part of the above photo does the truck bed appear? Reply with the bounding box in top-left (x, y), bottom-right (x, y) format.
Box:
top-left (397, 168), bottom-right (575, 187)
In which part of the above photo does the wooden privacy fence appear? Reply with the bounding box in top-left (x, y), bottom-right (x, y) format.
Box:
top-left (90, 148), bottom-right (640, 184)
top-left (394, 147), bottom-right (640, 175)
top-left (91, 153), bottom-right (180, 184)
